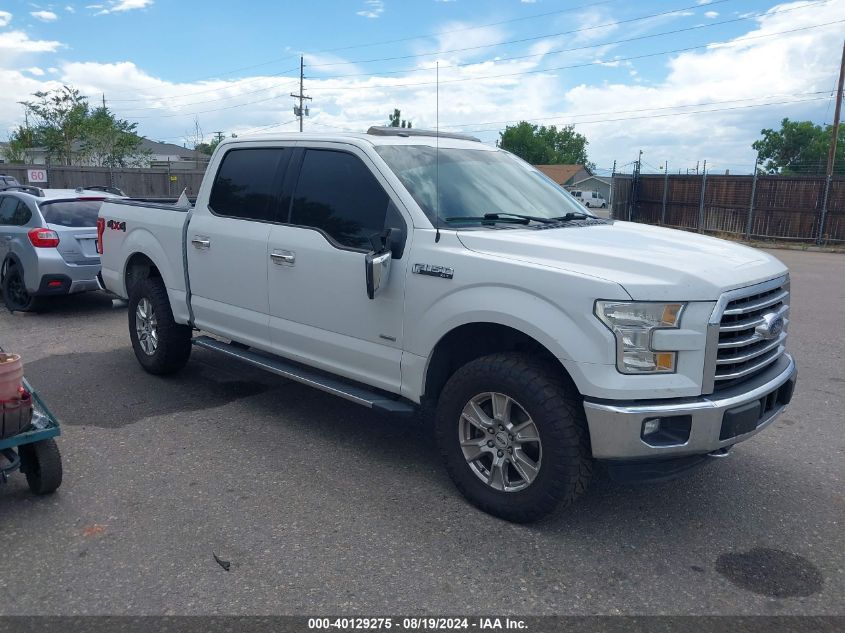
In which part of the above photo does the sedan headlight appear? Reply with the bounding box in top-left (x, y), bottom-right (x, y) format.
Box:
top-left (595, 301), bottom-right (686, 374)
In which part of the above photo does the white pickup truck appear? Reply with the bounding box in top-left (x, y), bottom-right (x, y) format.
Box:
top-left (98, 128), bottom-right (797, 522)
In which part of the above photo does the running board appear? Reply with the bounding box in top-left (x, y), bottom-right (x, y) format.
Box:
top-left (192, 336), bottom-right (416, 416)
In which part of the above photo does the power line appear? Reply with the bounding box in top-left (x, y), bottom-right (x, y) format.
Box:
top-left (112, 81), bottom-right (299, 112)
top-left (83, 0), bottom-right (632, 98)
top-left (306, 5), bottom-right (814, 81)
top-left (105, 3), bottom-right (812, 114)
top-left (458, 96), bottom-right (830, 133)
top-left (306, 20), bottom-right (845, 92)
top-left (306, 0), bottom-right (736, 69)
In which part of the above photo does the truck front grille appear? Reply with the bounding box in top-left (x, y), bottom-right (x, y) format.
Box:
top-left (707, 277), bottom-right (789, 392)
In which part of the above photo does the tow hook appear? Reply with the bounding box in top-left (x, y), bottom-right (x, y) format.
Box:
top-left (707, 447), bottom-right (732, 458)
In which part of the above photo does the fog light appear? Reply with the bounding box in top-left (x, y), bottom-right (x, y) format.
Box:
top-left (642, 418), bottom-right (661, 436)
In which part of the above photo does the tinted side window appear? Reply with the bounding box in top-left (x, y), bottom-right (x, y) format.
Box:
top-left (0, 197), bottom-right (19, 225)
top-left (12, 201), bottom-right (32, 225)
top-left (290, 150), bottom-right (390, 250)
top-left (208, 148), bottom-right (287, 221)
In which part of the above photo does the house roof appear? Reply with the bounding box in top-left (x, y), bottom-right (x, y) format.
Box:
top-left (138, 138), bottom-right (206, 159)
top-left (533, 164), bottom-right (588, 184)
top-left (571, 175), bottom-right (611, 186)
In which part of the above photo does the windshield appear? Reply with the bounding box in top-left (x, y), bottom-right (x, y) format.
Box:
top-left (39, 200), bottom-right (105, 228)
top-left (375, 145), bottom-right (590, 225)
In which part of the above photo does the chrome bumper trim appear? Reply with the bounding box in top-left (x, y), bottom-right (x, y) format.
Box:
top-left (583, 354), bottom-right (796, 460)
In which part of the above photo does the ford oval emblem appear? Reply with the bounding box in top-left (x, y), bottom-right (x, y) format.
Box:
top-left (756, 312), bottom-right (784, 340)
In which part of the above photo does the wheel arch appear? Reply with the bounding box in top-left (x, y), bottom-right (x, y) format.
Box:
top-left (124, 251), bottom-right (162, 297)
top-left (421, 322), bottom-right (576, 404)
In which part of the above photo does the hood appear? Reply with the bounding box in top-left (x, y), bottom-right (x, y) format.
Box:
top-left (456, 221), bottom-right (788, 301)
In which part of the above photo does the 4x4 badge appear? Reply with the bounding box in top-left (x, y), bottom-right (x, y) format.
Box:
top-left (413, 263), bottom-right (454, 279)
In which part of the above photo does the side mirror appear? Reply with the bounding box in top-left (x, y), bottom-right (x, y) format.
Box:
top-left (365, 228), bottom-right (393, 300)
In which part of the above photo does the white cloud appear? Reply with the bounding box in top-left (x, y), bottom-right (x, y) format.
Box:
top-left (357, 0), bottom-right (384, 18)
top-left (0, 31), bottom-right (63, 54)
top-left (92, 0), bottom-right (153, 15)
top-left (25, 66), bottom-right (46, 76)
top-left (30, 10), bottom-right (59, 22)
top-left (704, 10), bottom-right (719, 18)
top-left (0, 10), bottom-right (12, 27)
top-left (1, 0), bottom-right (841, 172)
top-left (65, 5), bottom-right (76, 13)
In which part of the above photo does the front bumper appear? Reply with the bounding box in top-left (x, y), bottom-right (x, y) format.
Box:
top-left (583, 354), bottom-right (797, 460)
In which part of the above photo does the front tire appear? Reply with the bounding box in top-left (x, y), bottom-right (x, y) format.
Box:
top-left (2, 265), bottom-right (43, 312)
top-left (435, 352), bottom-right (593, 523)
top-left (128, 276), bottom-right (192, 375)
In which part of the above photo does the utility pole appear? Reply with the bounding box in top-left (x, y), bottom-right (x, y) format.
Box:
top-left (213, 131), bottom-right (225, 144)
top-left (825, 39), bottom-right (845, 178)
top-left (102, 93), bottom-right (106, 109)
top-left (291, 55), bottom-right (312, 132)
top-left (609, 159), bottom-right (616, 218)
top-left (697, 160), bottom-right (707, 232)
top-left (661, 160), bottom-right (669, 225)
top-left (819, 39), bottom-right (844, 244)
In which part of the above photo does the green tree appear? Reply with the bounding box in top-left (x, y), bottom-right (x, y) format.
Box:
top-left (5, 125), bottom-right (38, 164)
top-left (17, 86), bottom-right (146, 167)
top-left (498, 122), bottom-right (591, 166)
top-left (20, 86), bottom-right (90, 165)
top-left (388, 108), bottom-right (411, 128)
top-left (752, 118), bottom-right (844, 175)
top-left (82, 106), bottom-right (146, 167)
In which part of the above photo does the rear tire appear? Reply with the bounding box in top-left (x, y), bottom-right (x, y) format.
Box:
top-left (19, 439), bottom-right (62, 495)
top-left (128, 276), bottom-right (192, 375)
top-left (2, 265), bottom-right (43, 313)
top-left (434, 352), bottom-right (593, 523)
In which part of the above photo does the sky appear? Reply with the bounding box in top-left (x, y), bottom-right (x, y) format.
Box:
top-left (0, 0), bottom-right (843, 175)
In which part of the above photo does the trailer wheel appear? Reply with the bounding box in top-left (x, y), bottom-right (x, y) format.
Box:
top-left (128, 276), bottom-right (192, 375)
top-left (19, 438), bottom-right (62, 495)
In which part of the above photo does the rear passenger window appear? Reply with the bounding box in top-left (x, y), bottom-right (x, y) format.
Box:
top-left (290, 150), bottom-right (390, 250)
top-left (0, 197), bottom-right (29, 226)
top-left (209, 148), bottom-right (287, 221)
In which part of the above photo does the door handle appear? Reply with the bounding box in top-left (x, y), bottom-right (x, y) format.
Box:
top-left (191, 237), bottom-right (210, 249)
top-left (270, 251), bottom-right (295, 265)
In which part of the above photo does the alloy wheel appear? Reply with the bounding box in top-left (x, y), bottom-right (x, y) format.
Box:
top-left (458, 392), bottom-right (542, 492)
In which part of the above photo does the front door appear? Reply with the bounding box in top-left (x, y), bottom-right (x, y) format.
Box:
top-left (187, 146), bottom-right (291, 349)
top-left (267, 146), bottom-right (409, 393)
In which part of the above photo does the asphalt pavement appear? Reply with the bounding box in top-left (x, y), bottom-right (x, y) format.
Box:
top-left (0, 248), bottom-right (842, 616)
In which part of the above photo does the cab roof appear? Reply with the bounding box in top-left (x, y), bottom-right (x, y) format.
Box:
top-left (223, 128), bottom-right (498, 152)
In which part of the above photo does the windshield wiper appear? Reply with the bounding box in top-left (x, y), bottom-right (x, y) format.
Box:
top-left (444, 215), bottom-right (530, 225)
top-left (549, 212), bottom-right (592, 222)
top-left (444, 212), bottom-right (556, 225)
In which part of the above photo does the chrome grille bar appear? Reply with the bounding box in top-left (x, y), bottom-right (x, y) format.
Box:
top-left (702, 275), bottom-right (790, 394)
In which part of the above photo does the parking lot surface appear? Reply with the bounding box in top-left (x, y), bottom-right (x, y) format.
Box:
top-left (0, 248), bottom-right (842, 616)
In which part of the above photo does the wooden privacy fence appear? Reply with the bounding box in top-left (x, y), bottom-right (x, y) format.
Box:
top-left (0, 165), bottom-right (207, 198)
top-left (611, 173), bottom-right (845, 244)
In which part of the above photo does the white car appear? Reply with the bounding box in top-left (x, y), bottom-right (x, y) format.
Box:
top-left (97, 128), bottom-right (796, 522)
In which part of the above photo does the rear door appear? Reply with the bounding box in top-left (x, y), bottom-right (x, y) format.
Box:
top-left (0, 196), bottom-right (34, 262)
top-left (187, 146), bottom-right (292, 349)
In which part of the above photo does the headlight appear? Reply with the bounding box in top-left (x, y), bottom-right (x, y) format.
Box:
top-left (595, 301), bottom-right (686, 374)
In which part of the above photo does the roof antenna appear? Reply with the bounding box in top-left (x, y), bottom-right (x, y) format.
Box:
top-left (435, 60), bottom-right (441, 243)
